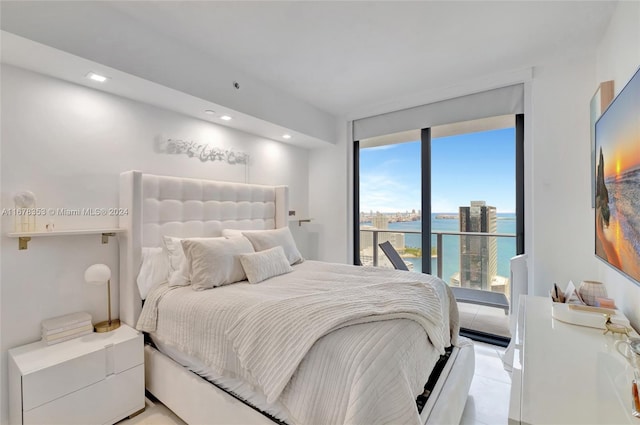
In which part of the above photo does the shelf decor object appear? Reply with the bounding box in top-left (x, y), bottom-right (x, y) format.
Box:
top-left (603, 315), bottom-right (632, 337)
top-left (550, 301), bottom-right (629, 330)
top-left (13, 191), bottom-right (37, 232)
top-left (578, 280), bottom-right (608, 307)
top-left (84, 264), bottom-right (120, 332)
top-left (41, 312), bottom-right (93, 345)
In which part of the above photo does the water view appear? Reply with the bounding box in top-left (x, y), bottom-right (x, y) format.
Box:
top-left (362, 213), bottom-right (516, 282)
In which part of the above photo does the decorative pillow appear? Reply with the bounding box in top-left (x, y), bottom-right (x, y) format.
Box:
top-left (163, 236), bottom-right (225, 287)
top-left (169, 258), bottom-right (191, 287)
top-left (238, 246), bottom-right (293, 284)
top-left (221, 228), bottom-right (244, 238)
top-left (163, 236), bottom-right (189, 287)
top-left (137, 247), bottom-right (171, 299)
top-left (241, 227), bottom-right (304, 265)
top-left (181, 237), bottom-right (255, 291)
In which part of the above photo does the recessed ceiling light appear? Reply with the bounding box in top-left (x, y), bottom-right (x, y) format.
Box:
top-left (220, 115), bottom-right (232, 121)
top-left (282, 134), bottom-right (292, 139)
top-left (204, 110), bottom-right (216, 115)
top-left (86, 72), bottom-right (109, 83)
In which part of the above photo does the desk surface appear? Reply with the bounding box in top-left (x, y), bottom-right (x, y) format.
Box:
top-left (509, 296), bottom-right (638, 425)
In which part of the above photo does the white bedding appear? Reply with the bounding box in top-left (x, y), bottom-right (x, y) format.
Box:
top-left (138, 261), bottom-right (459, 425)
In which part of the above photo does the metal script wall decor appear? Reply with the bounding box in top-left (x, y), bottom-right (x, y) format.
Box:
top-left (157, 138), bottom-right (249, 165)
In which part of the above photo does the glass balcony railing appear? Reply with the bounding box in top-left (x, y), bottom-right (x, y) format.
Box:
top-left (359, 228), bottom-right (517, 296)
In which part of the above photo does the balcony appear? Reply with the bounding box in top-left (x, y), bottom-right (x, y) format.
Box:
top-left (360, 228), bottom-right (516, 340)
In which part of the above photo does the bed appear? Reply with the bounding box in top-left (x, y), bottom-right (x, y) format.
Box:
top-left (118, 171), bottom-right (475, 425)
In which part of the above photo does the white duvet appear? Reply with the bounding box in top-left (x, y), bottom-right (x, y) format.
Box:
top-left (138, 261), bottom-right (460, 425)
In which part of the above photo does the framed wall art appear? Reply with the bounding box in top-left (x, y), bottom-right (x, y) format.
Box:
top-left (590, 80), bottom-right (614, 207)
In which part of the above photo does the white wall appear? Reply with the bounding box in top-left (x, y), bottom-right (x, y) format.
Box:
top-left (528, 51), bottom-right (599, 297)
top-left (529, 0), bottom-right (640, 330)
top-left (308, 120), bottom-right (351, 263)
top-left (593, 1), bottom-right (640, 329)
top-left (0, 64), bottom-right (309, 424)
top-left (308, 1), bottom-right (640, 331)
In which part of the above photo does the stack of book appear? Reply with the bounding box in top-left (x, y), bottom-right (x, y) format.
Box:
top-left (41, 312), bottom-right (93, 345)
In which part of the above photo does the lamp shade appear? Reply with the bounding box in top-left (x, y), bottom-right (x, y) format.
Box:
top-left (84, 264), bottom-right (111, 285)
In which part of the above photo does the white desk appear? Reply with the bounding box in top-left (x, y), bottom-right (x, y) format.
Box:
top-left (509, 295), bottom-right (638, 424)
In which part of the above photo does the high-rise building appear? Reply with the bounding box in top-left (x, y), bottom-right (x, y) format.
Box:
top-left (458, 201), bottom-right (497, 290)
top-left (360, 213), bottom-right (406, 267)
top-left (371, 213), bottom-right (389, 230)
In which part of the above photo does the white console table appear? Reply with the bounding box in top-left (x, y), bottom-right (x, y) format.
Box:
top-left (509, 295), bottom-right (639, 424)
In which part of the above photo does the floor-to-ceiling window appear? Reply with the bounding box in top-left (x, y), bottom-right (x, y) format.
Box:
top-left (357, 131), bottom-right (422, 270)
top-left (354, 114), bottom-right (524, 343)
top-left (430, 115), bottom-right (517, 282)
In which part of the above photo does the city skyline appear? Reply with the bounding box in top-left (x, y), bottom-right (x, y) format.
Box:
top-left (360, 127), bottom-right (516, 213)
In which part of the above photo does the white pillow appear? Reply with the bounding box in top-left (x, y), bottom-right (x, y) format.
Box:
top-left (163, 236), bottom-right (225, 287)
top-left (181, 237), bottom-right (255, 291)
top-left (241, 227), bottom-right (304, 265)
top-left (137, 247), bottom-right (171, 299)
top-left (239, 246), bottom-right (293, 284)
top-left (163, 236), bottom-right (189, 287)
top-left (163, 236), bottom-right (184, 270)
top-left (221, 228), bottom-right (244, 238)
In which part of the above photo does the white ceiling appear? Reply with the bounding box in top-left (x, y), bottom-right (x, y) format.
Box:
top-left (0, 1), bottom-right (617, 138)
top-left (108, 0), bottom-right (616, 116)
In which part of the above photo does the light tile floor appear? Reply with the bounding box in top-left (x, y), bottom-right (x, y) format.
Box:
top-left (460, 341), bottom-right (511, 425)
top-left (120, 341), bottom-right (511, 425)
top-left (118, 397), bottom-right (186, 425)
top-left (458, 302), bottom-right (511, 338)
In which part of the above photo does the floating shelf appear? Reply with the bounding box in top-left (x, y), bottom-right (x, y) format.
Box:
top-left (288, 218), bottom-right (312, 227)
top-left (7, 228), bottom-right (125, 250)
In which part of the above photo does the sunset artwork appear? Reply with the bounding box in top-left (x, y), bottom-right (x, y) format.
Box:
top-left (595, 67), bottom-right (640, 284)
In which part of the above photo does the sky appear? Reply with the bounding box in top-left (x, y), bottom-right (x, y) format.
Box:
top-left (360, 127), bottom-right (516, 214)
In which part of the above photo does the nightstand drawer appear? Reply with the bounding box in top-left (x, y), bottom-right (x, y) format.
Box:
top-left (22, 333), bottom-right (142, 411)
top-left (10, 325), bottom-right (144, 425)
top-left (112, 333), bottom-right (143, 373)
top-left (23, 364), bottom-right (144, 425)
top-left (23, 349), bottom-right (106, 411)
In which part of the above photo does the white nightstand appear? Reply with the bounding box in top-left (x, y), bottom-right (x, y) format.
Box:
top-left (8, 324), bottom-right (144, 425)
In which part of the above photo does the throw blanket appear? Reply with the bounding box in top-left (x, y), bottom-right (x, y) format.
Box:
top-left (227, 281), bottom-right (445, 404)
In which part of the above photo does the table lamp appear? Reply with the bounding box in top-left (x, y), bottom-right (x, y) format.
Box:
top-left (84, 264), bottom-right (120, 332)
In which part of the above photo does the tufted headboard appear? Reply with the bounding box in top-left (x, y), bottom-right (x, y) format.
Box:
top-left (118, 171), bottom-right (289, 326)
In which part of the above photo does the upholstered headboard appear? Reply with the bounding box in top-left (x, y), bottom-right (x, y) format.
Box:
top-left (118, 171), bottom-right (289, 326)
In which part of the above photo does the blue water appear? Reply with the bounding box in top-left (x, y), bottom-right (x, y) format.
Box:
top-left (382, 214), bottom-right (517, 282)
